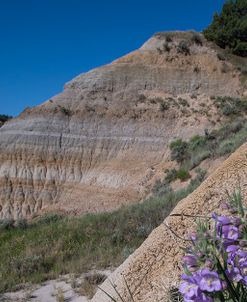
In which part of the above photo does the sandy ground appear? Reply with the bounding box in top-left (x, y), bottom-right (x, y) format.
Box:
top-left (0, 270), bottom-right (112, 302)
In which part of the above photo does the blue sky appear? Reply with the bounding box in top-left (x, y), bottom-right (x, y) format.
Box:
top-left (0, 0), bottom-right (225, 116)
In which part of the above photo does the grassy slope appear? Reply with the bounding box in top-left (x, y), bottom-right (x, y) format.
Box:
top-left (0, 179), bottom-right (202, 293)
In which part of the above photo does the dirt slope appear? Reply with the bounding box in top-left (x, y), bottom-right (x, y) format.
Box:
top-left (92, 141), bottom-right (247, 302)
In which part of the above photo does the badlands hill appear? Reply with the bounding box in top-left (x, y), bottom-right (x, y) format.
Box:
top-left (92, 139), bottom-right (247, 302)
top-left (0, 31), bottom-right (246, 220)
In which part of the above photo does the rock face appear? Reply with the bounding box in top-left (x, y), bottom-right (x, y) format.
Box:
top-left (92, 142), bottom-right (247, 302)
top-left (0, 32), bottom-right (244, 219)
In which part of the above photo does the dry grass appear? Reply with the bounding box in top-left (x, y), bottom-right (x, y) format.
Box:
top-left (79, 273), bottom-right (106, 299)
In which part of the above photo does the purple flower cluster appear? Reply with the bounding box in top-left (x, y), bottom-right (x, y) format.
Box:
top-left (227, 246), bottom-right (247, 284)
top-left (213, 213), bottom-right (240, 246)
top-left (180, 269), bottom-right (223, 302)
top-left (179, 208), bottom-right (247, 302)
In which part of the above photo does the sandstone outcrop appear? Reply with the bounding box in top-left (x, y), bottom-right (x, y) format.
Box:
top-left (92, 141), bottom-right (247, 302)
top-left (0, 32), bottom-right (244, 219)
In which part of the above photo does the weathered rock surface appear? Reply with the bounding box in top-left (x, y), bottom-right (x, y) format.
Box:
top-left (92, 141), bottom-right (247, 302)
top-left (0, 32), bottom-right (244, 219)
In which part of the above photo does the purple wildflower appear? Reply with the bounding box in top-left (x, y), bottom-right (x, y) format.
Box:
top-left (212, 213), bottom-right (231, 225)
top-left (222, 225), bottom-right (239, 241)
top-left (189, 231), bottom-right (197, 242)
top-left (226, 266), bottom-right (242, 282)
top-left (226, 245), bottom-right (239, 254)
top-left (183, 293), bottom-right (213, 302)
top-left (205, 259), bottom-right (214, 269)
top-left (183, 254), bottom-right (198, 270)
top-left (179, 274), bottom-right (200, 300)
top-left (220, 201), bottom-right (231, 210)
top-left (198, 269), bottom-right (222, 292)
top-left (232, 217), bottom-right (242, 226)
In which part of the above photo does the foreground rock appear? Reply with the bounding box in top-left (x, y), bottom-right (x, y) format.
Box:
top-left (0, 32), bottom-right (244, 219)
top-left (92, 142), bottom-right (247, 301)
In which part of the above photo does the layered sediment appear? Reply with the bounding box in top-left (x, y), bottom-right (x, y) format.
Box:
top-left (0, 32), bottom-right (244, 219)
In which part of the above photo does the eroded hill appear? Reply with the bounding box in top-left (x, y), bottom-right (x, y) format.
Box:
top-left (0, 31), bottom-right (246, 219)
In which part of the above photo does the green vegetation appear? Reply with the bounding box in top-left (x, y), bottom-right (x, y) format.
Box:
top-left (165, 168), bottom-right (191, 182)
top-left (80, 273), bottom-right (107, 298)
top-left (0, 218), bottom-right (15, 230)
top-left (0, 172), bottom-right (207, 293)
top-left (190, 32), bottom-right (203, 46)
top-left (165, 33), bottom-right (173, 43)
top-left (160, 100), bottom-right (170, 111)
top-left (176, 168), bottom-right (191, 181)
top-left (204, 0), bottom-right (247, 57)
top-left (178, 98), bottom-right (190, 107)
top-left (0, 114), bottom-right (12, 124)
top-left (217, 53), bottom-right (226, 61)
top-left (213, 96), bottom-right (247, 116)
top-left (170, 139), bottom-right (189, 163)
top-left (163, 42), bottom-right (171, 52)
top-left (177, 40), bottom-right (190, 55)
top-left (59, 106), bottom-right (72, 116)
top-left (169, 118), bottom-right (247, 169)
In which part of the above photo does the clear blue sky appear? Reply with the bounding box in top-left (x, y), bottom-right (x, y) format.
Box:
top-left (0, 0), bottom-right (225, 116)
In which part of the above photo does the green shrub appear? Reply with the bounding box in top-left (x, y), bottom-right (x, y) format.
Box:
top-left (165, 33), bottom-right (173, 42)
top-left (15, 218), bottom-right (28, 229)
top-left (165, 169), bottom-right (178, 183)
top-left (178, 98), bottom-right (189, 107)
top-left (59, 106), bottom-right (72, 116)
top-left (35, 213), bottom-right (64, 225)
top-left (191, 94), bottom-right (198, 99)
top-left (0, 114), bottom-right (12, 124)
top-left (160, 101), bottom-right (169, 111)
top-left (177, 40), bottom-right (190, 55)
top-left (204, 0), bottom-right (247, 57)
top-left (213, 96), bottom-right (247, 116)
top-left (193, 66), bottom-right (200, 73)
top-left (191, 33), bottom-right (203, 46)
top-left (163, 42), bottom-right (171, 52)
top-left (152, 180), bottom-right (172, 197)
top-left (150, 97), bottom-right (163, 104)
top-left (176, 168), bottom-right (191, 181)
top-left (157, 47), bottom-right (162, 54)
top-left (234, 41), bottom-right (247, 57)
top-left (218, 139), bottom-right (236, 155)
top-left (189, 150), bottom-right (211, 169)
top-left (169, 119), bottom-right (247, 172)
top-left (0, 219), bottom-right (14, 230)
top-left (217, 53), bottom-right (226, 61)
top-left (190, 168), bottom-right (207, 188)
top-left (189, 135), bottom-right (206, 150)
top-left (170, 139), bottom-right (189, 163)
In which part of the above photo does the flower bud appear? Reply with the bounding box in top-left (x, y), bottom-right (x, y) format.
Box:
top-left (222, 281), bottom-right (227, 290)
top-left (196, 251), bottom-right (204, 258)
top-left (239, 240), bottom-right (247, 247)
top-left (205, 259), bottom-right (214, 269)
top-left (189, 231), bottom-right (197, 241)
top-left (220, 202), bottom-right (230, 210)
